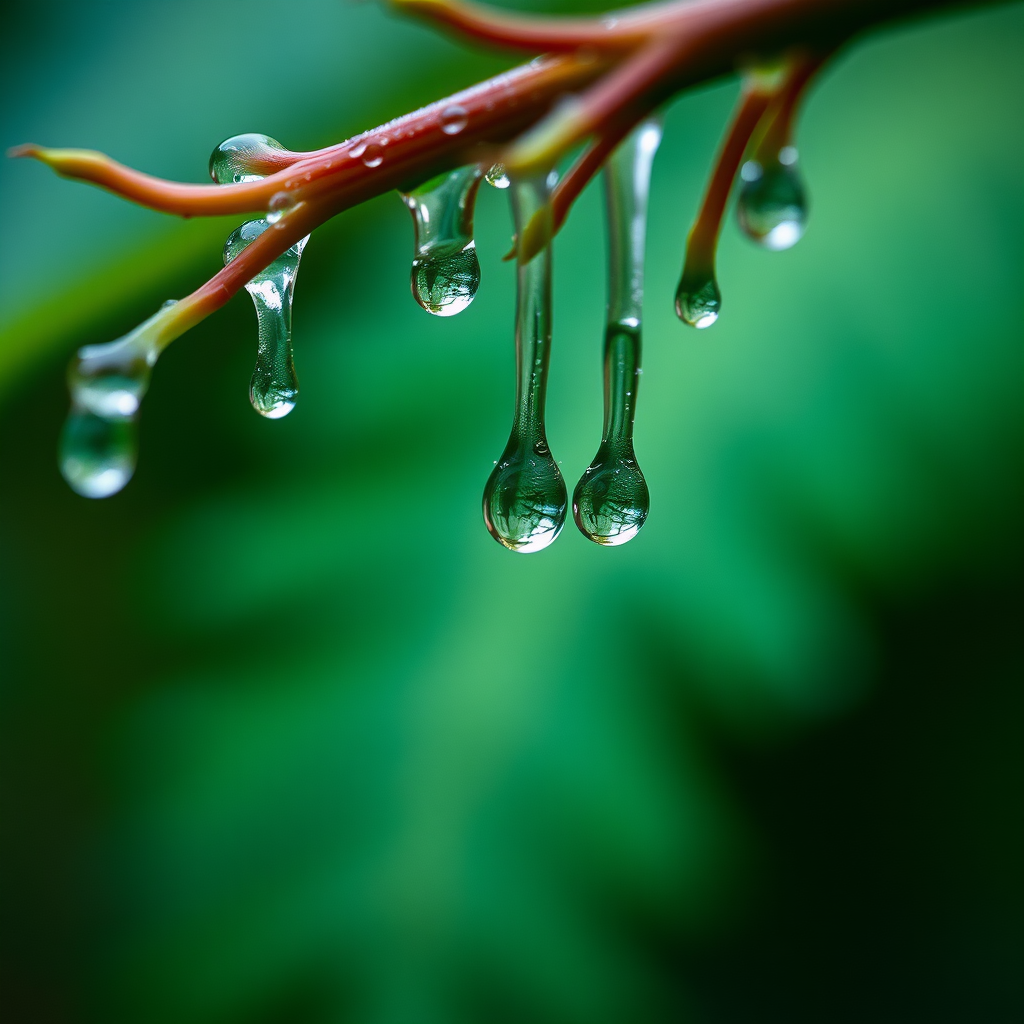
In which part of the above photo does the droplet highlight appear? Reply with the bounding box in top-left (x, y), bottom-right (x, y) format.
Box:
top-left (482, 175), bottom-right (566, 552)
top-left (574, 120), bottom-right (661, 545)
top-left (400, 166), bottom-right (482, 317)
top-left (440, 104), bottom-right (469, 135)
top-left (736, 147), bottom-right (808, 251)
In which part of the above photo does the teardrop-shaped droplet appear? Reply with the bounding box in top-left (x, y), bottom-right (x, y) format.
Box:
top-left (674, 268), bottom-right (721, 329)
top-left (574, 452), bottom-right (649, 546)
top-left (574, 325), bottom-right (650, 545)
top-left (574, 121), bottom-right (660, 545)
top-left (58, 305), bottom-right (170, 498)
top-left (737, 146), bottom-right (807, 251)
top-left (224, 218), bottom-right (308, 418)
top-left (59, 407), bottom-right (138, 498)
top-left (484, 440), bottom-right (567, 552)
top-left (400, 166), bottom-right (482, 317)
top-left (209, 133), bottom-right (289, 184)
top-left (482, 175), bottom-right (566, 552)
top-left (484, 163), bottom-right (510, 189)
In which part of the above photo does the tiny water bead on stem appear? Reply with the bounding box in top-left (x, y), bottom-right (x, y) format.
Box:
top-left (482, 172), bottom-right (566, 553)
top-left (209, 133), bottom-right (296, 184)
top-left (399, 165), bottom-right (483, 316)
top-left (573, 119), bottom-right (661, 546)
top-left (212, 135), bottom-right (310, 419)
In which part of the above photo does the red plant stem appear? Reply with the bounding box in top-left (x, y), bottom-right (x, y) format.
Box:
top-left (685, 85), bottom-right (773, 273)
top-left (505, 33), bottom-right (685, 172)
top-left (755, 49), bottom-right (832, 158)
top-left (10, 0), bottom-right (981, 350)
top-left (10, 56), bottom-right (604, 219)
top-left (390, 0), bottom-right (687, 51)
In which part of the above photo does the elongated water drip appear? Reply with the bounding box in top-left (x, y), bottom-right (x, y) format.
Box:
top-left (736, 144), bottom-right (807, 250)
top-left (223, 220), bottom-right (306, 418)
top-left (212, 135), bottom-right (308, 418)
top-left (59, 303), bottom-right (170, 498)
top-left (482, 173), bottom-right (566, 553)
top-left (573, 120), bottom-right (661, 546)
top-left (399, 166), bottom-right (482, 316)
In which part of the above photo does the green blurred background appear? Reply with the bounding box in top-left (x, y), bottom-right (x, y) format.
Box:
top-left (1, 2), bottom-right (1022, 1022)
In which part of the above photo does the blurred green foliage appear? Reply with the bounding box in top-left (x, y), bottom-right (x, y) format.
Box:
top-left (1, 2), bottom-right (1022, 1023)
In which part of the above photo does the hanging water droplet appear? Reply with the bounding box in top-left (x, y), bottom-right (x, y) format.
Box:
top-left (674, 268), bottom-right (721, 329)
top-left (400, 166), bottom-right (482, 317)
top-left (736, 147), bottom-right (808, 251)
top-left (485, 163), bottom-right (510, 189)
top-left (209, 133), bottom-right (288, 184)
top-left (574, 121), bottom-right (661, 545)
top-left (440, 104), bottom-right (469, 135)
top-left (58, 306), bottom-right (167, 498)
top-left (484, 445), bottom-right (567, 552)
top-left (482, 175), bottom-right (566, 552)
top-left (60, 408), bottom-right (138, 499)
top-left (224, 217), bottom-right (308, 418)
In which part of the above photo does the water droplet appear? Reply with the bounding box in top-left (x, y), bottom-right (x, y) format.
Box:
top-left (675, 269), bottom-right (721, 328)
top-left (361, 142), bottom-right (384, 168)
top-left (265, 190), bottom-right (293, 225)
top-left (60, 408), bottom-right (137, 498)
top-left (209, 133), bottom-right (288, 184)
top-left (224, 217), bottom-right (308, 418)
top-left (400, 166), bottom-right (482, 317)
top-left (736, 150), bottom-right (807, 251)
top-left (440, 104), bottom-right (469, 135)
top-left (483, 445), bottom-right (566, 552)
top-left (574, 121), bottom-right (660, 544)
top-left (482, 174), bottom-right (566, 552)
top-left (574, 447), bottom-right (649, 546)
top-left (484, 163), bottom-right (511, 189)
top-left (58, 306), bottom-right (168, 498)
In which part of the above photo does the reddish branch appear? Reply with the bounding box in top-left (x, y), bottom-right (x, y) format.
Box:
top-left (8, 0), bottom-right (977, 351)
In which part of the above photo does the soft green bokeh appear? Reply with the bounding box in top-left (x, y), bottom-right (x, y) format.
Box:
top-left (1, 3), bottom-right (1022, 1023)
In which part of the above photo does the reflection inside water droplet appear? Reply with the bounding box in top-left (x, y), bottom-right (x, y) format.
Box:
top-left (675, 270), bottom-right (721, 329)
